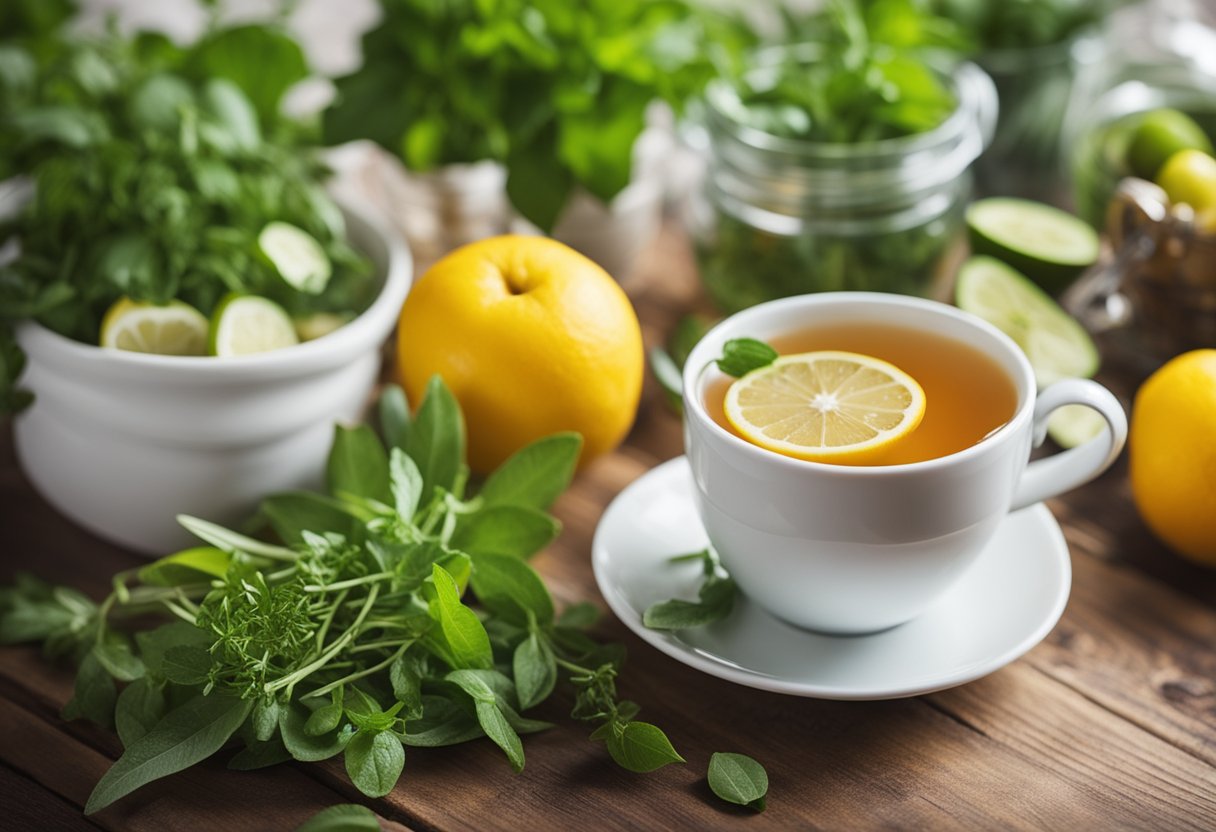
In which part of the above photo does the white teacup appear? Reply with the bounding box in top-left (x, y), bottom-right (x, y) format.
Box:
top-left (682, 293), bottom-right (1126, 634)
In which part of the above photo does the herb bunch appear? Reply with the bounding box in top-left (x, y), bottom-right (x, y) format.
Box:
top-left (0, 380), bottom-right (683, 814)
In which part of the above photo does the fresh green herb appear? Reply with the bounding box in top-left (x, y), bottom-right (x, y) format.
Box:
top-left (931, 0), bottom-right (1108, 51)
top-left (0, 380), bottom-right (682, 811)
top-left (322, 0), bottom-right (755, 231)
top-left (715, 338), bottom-right (778, 379)
top-left (643, 550), bottom-right (737, 631)
top-left (708, 751), bottom-right (769, 811)
top-left (296, 804), bottom-right (381, 832)
top-left (0, 23), bottom-right (373, 411)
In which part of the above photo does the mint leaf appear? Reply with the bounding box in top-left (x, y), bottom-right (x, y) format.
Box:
top-left (479, 432), bottom-right (583, 511)
top-left (716, 338), bottom-right (778, 378)
top-left (469, 552), bottom-right (555, 628)
top-left (95, 637), bottom-right (145, 682)
top-left (160, 645), bottom-right (212, 686)
top-left (605, 721), bottom-right (684, 773)
top-left (296, 804), bottom-right (381, 832)
top-left (430, 564), bottom-right (493, 670)
top-left (280, 703), bottom-right (351, 762)
top-left (708, 752), bottom-right (769, 811)
top-left (344, 730), bottom-right (404, 798)
top-left (452, 506), bottom-right (560, 560)
top-left (475, 700), bottom-right (525, 773)
top-left (402, 695), bottom-right (485, 748)
top-left (389, 448), bottom-right (425, 521)
top-left (513, 633), bottom-right (557, 711)
top-left (135, 622), bottom-right (212, 679)
top-left (406, 376), bottom-right (466, 506)
top-left (114, 677), bottom-right (165, 749)
top-left (327, 425), bottom-right (391, 504)
top-left (643, 550), bottom-right (737, 631)
top-left (378, 384), bottom-right (411, 450)
top-left (85, 693), bottom-right (253, 814)
top-left (303, 702), bottom-right (343, 737)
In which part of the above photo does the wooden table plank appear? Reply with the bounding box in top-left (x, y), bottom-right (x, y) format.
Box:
top-left (0, 760), bottom-right (102, 832)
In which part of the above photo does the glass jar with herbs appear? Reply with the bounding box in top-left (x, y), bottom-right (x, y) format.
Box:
top-left (685, 43), bottom-right (996, 313)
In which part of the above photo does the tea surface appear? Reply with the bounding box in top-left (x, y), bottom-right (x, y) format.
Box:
top-left (704, 321), bottom-right (1018, 465)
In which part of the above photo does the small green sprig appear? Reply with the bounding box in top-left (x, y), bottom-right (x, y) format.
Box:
top-left (0, 378), bottom-right (685, 813)
top-left (716, 338), bottom-right (778, 378)
top-left (643, 549), bottom-right (737, 631)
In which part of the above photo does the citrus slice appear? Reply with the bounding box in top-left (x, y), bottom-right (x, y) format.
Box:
top-left (208, 293), bottom-right (299, 357)
top-left (955, 256), bottom-right (1098, 387)
top-left (966, 198), bottom-right (1100, 294)
top-left (99, 298), bottom-right (208, 356)
top-left (723, 351), bottom-right (926, 464)
top-left (258, 221), bottom-right (332, 294)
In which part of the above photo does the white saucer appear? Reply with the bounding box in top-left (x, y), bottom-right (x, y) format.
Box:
top-left (591, 457), bottom-right (1071, 700)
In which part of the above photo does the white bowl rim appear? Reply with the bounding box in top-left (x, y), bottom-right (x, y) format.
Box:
top-left (15, 201), bottom-right (411, 382)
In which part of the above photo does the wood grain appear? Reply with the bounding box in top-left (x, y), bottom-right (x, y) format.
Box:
top-left (2, 224), bottom-right (1215, 830)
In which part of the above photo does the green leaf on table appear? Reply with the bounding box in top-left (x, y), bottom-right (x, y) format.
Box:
top-left (296, 803), bottom-right (381, 832)
top-left (405, 376), bottom-right (465, 504)
top-left (138, 546), bottom-right (230, 587)
top-left (708, 751), bottom-right (769, 812)
top-left (479, 432), bottom-right (583, 510)
top-left (378, 384), bottom-right (411, 450)
top-left (604, 721), bottom-right (684, 773)
top-left (85, 692), bottom-right (253, 814)
top-left (190, 25), bottom-right (308, 126)
top-left (261, 493), bottom-right (360, 545)
top-left (160, 645), bottom-right (212, 686)
top-left (716, 338), bottom-right (778, 378)
top-left (513, 632), bottom-right (557, 710)
top-left (643, 549), bottom-right (737, 631)
top-left (115, 677), bottom-right (166, 749)
top-left (430, 563), bottom-right (493, 670)
top-left (476, 699), bottom-right (526, 773)
top-left (280, 702), bottom-right (351, 762)
top-left (452, 506), bottom-right (560, 560)
top-left (228, 736), bottom-right (293, 771)
top-left (327, 424), bottom-right (391, 504)
top-left (344, 730), bottom-right (404, 798)
top-left (62, 650), bottom-right (116, 729)
top-left (470, 552), bottom-right (555, 628)
top-left (390, 448), bottom-right (425, 521)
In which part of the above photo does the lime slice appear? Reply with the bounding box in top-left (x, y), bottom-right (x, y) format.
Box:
top-left (966, 198), bottom-right (1100, 295)
top-left (1126, 108), bottom-right (1213, 180)
top-left (208, 294), bottom-right (300, 357)
top-left (1047, 404), bottom-right (1106, 449)
top-left (955, 256), bottom-right (1099, 387)
top-left (293, 312), bottom-right (352, 342)
top-left (100, 298), bottom-right (208, 356)
top-left (258, 222), bottom-right (332, 295)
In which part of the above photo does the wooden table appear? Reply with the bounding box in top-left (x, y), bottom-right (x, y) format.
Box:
top-left (3, 226), bottom-right (1216, 831)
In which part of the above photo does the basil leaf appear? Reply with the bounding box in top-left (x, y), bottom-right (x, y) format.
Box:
top-left (604, 721), bottom-right (684, 773)
top-left (85, 692), bottom-right (253, 814)
top-left (228, 736), bottom-right (293, 771)
top-left (296, 803), bottom-right (381, 832)
top-left (430, 564), bottom-right (493, 670)
top-left (708, 751), bottom-right (769, 811)
top-left (344, 730), bottom-right (404, 798)
top-left (716, 338), bottom-right (778, 378)
top-left (479, 432), bottom-right (582, 510)
top-left (405, 376), bottom-right (465, 504)
top-left (115, 677), bottom-right (166, 749)
top-left (469, 552), bottom-right (555, 628)
top-left (62, 650), bottom-right (116, 729)
top-left (160, 645), bottom-right (212, 686)
top-left (378, 384), bottom-right (411, 450)
top-left (513, 633), bottom-right (557, 711)
top-left (389, 448), bottom-right (425, 522)
top-left (261, 493), bottom-right (360, 545)
top-left (138, 546), bottom-right (230, 587)
top-left (451, 506), bottom-right (560, 560)
top-left (280, 703), bottom-right (351, 762)
top-left (327, 425), bottom-right (391, 504)
top-left (475, 700), bottom-right (525, 773)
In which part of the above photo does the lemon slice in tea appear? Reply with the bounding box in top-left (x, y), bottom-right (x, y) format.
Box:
top-left (208, 293), bottom-right (299, 357)
top-left (724, 351), bottom-right (926, 464)
top-left (100, 298), bottom-right (208, 356)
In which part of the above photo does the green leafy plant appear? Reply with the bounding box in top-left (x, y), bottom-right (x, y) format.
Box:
top-left (708, 751), bottom-right (769, 811)
top-left (322, 0), bottom-right (754, 232)
top-left (0, 380), bottom-right (685, 813)
top-left (643, 549), bottom-right (737, 631)
top-left (0, 22), bottom-right (373, 411)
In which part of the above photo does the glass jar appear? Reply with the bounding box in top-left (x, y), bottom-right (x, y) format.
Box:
top-left (1066, 5), bottom-right (1216, 226)
top-left (685, 47), bottom-right (997, 314)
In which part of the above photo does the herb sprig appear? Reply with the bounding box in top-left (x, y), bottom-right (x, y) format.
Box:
top-left (0, 379), bottom-right (683, 813)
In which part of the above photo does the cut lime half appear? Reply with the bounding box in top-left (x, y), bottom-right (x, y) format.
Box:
top-left (208, 294), bottom-right (299, 357)
top-left (100, 298), bottom-right (208, 356)
top-left (955, 256), bottom-right (1099, 387)
top-left (966, 198), bottom-right (1100, 294)
top-left (258, 221), bottom-right (332, 295)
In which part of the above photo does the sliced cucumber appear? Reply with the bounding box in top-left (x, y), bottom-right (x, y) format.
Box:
top-left (258, 221), bottom-right (332, 295)
top-left (955, 256), bottom-right (1099, 387)
top-left (966, 198), bottom-right (1100, 295)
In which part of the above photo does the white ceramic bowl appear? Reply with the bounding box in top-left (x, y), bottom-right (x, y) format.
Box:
top-left (12, 206), bottom-right (411, 555)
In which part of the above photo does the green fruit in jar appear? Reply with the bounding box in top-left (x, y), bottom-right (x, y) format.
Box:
top-left (1126, 108), bottom-right (1214, 179)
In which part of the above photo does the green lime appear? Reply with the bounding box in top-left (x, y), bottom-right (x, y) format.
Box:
top-left (955, 256), bottom-right (1099, 387)
top-left (208, 293), bottom-right (299, 357)
top-left (1155, 148), bottom-right (1216, 213)
top-left (966, 198), bottom-right (1100, 295)
top-left (99, 297), bottom-right (209, 356)
top-left (258, 221), bottom-right (332, 295)
top-left (1047, 404), bottom-right (1107, 449)
top-left (1126, 108), bottom-right (1214, 179)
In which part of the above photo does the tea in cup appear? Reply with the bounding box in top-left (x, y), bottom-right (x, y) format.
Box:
top-left (682, 293), bottom-right (1126, 634)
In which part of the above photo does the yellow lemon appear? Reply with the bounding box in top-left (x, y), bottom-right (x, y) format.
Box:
top-left (397, 235), bottom-right (643, 474)
top-left (1155, 148), bottom-right (1216, 213)
top-left (724, 351), bottom-right (926, 465)
top-left (99, 297), bottom-right (208, 355)
top-left (1129, 349), bottom-right (1216, 565)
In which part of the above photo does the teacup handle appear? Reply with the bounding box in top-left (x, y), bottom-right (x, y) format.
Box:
top-left (1011, 379), bottom-right (1128, 511)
